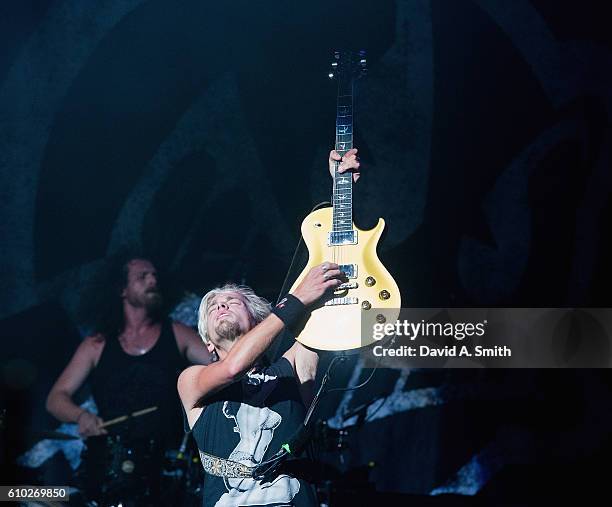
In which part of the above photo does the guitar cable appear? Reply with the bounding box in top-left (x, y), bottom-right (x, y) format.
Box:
top-left (259, 336), bottom-right (392, 478)
top-left (275, 201), bottom-right (331, 305)
top-left (252, 354), bottom-right (347, 481)
top-left (253, 347), bottom-right (387, 480)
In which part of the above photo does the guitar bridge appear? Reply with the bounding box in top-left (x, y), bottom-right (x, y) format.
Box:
top-left (324, 297), bottom-right (359, 306)
top-left (337, 282), bottom-right (358, 290)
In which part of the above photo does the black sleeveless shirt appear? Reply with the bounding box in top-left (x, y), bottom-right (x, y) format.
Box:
top-left (91, 319), bottom-right (187, 446)
top-left (191, 357), bottom-right (318, 507)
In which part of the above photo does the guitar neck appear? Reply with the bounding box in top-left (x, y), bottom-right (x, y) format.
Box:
top-left (332, 80), bottom-right (354, 233)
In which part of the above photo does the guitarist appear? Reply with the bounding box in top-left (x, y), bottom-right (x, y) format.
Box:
top-left (178, 149), bottom-right (360, 507)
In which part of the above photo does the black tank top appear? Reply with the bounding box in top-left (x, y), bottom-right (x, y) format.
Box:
top-left (191, 357), bottom-right (317, 507)
top-left (91, 319), bottom-right (187, 446)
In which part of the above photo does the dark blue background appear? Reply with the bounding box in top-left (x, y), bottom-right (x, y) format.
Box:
top-left (1, 1), bottom-right (611, 502)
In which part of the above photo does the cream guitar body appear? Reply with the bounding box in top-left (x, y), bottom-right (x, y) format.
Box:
top-left (289, 207), bottom-right (401, 351)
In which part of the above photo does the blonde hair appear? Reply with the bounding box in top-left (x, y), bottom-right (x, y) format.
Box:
top-left (197, 283), bottom-right (271, 344)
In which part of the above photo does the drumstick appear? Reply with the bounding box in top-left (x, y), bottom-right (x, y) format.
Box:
top-left (99, 406), bottom-right (158, 428)
top-left (100, 415), bottom-right (128, 427)
top-left (131, 406), bottom-right (158, 417)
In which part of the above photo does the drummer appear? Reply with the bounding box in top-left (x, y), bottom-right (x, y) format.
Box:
top-left (45, 255), bottom-right (214, 502)
top-left (46, 255), bottom-right (213, 438)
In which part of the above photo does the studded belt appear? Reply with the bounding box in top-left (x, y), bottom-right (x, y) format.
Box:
top-left (198, 450), bottom-right (255, 478)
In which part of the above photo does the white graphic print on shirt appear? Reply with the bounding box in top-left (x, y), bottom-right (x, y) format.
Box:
top-left (214, 401), bottom-right (300, 507)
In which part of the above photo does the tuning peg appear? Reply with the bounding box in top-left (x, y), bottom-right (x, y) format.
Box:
top-left (329, 61), bottom-right (338, 79)
top-left (328, 58), bottom-right (337, 79)
top-left (360, 53), bottom-right (367, 76)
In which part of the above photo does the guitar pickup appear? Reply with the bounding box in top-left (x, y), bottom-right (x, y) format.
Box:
top-left (338, 264), bottom-right (357, 279)
top-left (328, 230), bottom-right (357, 246)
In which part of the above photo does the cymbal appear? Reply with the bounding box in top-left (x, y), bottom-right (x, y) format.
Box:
top-left (35, 430), bottom-right (80, 440)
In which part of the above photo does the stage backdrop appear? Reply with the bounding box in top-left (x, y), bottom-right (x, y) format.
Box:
top-left (1, 0), bottom-right (612, 500)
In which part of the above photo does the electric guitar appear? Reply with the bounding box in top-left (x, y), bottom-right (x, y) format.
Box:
top-left (289, 51), bottom-right (401, 351)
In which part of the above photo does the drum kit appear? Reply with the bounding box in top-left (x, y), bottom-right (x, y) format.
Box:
top-left (37, 406), bottom-right (202, 507)
top-left (33, 408), bottom-right (358, 506)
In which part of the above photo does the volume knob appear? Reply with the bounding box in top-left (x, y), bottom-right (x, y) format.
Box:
top-left (362, 301), bottom-right (371, 310)
top-left (365, 276), bottom-right (376, 287)
top-left (379, 290), bottom-right (390, 300)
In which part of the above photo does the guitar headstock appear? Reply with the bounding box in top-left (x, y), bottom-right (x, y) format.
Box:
top-left (328, 50), bottom-right (367, 81)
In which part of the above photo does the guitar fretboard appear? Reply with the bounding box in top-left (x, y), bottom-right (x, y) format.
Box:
top-left (333, 85), bottom-right (354, 233)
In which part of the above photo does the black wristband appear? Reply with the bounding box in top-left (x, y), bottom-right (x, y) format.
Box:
top-left (272, 294), bottom-right (307, 331)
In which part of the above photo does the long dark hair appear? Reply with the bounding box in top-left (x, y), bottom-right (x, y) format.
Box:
top-left (77, 251), bottom-right (169, 338)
